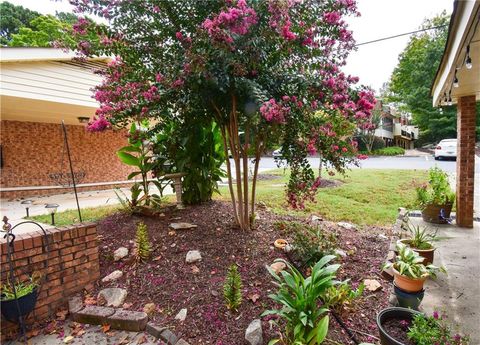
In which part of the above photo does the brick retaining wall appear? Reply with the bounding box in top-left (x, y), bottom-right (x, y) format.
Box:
top-left (0, 222), bottom-right (100, 337)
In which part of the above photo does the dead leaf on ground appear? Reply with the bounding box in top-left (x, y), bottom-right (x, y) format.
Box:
top-left (26, 328), bottom-right (40, 338)
top-left (248, 293), bottom-right (260, 303)
top-left (122, 302), bottom-right (133, 309)
top-left (136, 334), bottom-right (147, 344)
top-left (191, 265), bottom-right (200, 274)
top-left (56, 309), bottom-right (69, 321)
top-left (118, 334), bottom-right (130, 344)
top-left (101, 324), bottom-right (111, 333)
top-left (63, 336), bottom-right (74, 344)
top-left (84, 295), bottom-right (96, 305)
top-left (153, 255), bottom-right (162, 261)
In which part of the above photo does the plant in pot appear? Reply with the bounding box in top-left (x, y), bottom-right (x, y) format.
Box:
top-left (376, 307), bottom-right (421, 345)
top-left (385, 243), bottom-right (445, 293)
top-left (398, 221), bottom-right (437, 265)
top-left (0, 273), bottom-right (41, 323)
top-left (416, 167), bottom-right (455, 224)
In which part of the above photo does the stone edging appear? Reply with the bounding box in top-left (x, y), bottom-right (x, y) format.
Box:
top-left (381, 207), bottom-right (409, 281)
top-left (68, 296), bottom-right (190, 345)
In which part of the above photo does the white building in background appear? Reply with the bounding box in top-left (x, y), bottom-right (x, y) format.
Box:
top-left (374, 101), bottom-right (418, 149)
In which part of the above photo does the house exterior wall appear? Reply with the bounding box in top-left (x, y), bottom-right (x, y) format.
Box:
top-left (0, 120), bottom-right (133, 199)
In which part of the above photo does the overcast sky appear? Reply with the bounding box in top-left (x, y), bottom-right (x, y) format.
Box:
top-left (8, 0), bottom-right (454, 92)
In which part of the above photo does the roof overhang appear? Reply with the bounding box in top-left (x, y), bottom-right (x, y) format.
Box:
top-left (0, 47), bottom-right (110, 63)
top-left (431, 0), bottom-right (480, 107)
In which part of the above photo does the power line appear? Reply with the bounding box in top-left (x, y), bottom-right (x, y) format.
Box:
top-left (355, 24), bottom-right (449, 47)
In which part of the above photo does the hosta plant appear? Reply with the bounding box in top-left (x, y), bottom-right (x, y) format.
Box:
top-left (263, 256), bottom-right (339, 345)
top-left (385, 243), bottom-right (445, 280)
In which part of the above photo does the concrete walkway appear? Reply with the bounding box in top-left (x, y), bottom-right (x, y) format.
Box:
top-left (411, 217), bottom-right (480, 342)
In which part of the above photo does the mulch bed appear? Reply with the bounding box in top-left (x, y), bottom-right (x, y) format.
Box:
top-left (93, 200), bottom-right (390, 344)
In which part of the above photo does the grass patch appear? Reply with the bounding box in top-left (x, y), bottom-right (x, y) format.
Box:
top-left (28, 204), bottom-right (120, 226)
top-left (215, 168), bottom-right (427, 226)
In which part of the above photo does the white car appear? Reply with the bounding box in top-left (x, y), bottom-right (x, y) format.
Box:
top-left (272, 148), bottom-right (283, 158)
top-left (435, 139), bottom-right (457, 160)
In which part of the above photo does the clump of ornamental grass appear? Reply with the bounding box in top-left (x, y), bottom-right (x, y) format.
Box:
top-left (223, 264), bottom-right (242, 312)
top-left (134, 222), bottom-right (151, 262)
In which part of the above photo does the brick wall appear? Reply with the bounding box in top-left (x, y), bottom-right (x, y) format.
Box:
top-left (0, 120), bottom-right (133, 199)
top-left (456, 95), bottom-right (477, 228)
top-left (0, 222), bottom-right (100, 337)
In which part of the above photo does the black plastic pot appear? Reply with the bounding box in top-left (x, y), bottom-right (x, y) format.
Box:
top-left (376, 307), bottom-right (422, 345)
top-left (0, 288), bottom-right (38, 323)
top-left (394, 283), bottom-right (424, 310)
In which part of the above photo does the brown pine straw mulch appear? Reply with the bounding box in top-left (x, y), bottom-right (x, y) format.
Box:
top-left (92, 200), bottom-right (390, 344)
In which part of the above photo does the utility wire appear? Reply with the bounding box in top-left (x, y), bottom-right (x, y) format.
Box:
top-left (355, 24), bottom-right (449, 47)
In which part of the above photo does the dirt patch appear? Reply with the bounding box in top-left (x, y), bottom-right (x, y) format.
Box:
top-left (93, 201), bottom-right (390, 344)
top-left (382, 318), bottom-right (414, 345)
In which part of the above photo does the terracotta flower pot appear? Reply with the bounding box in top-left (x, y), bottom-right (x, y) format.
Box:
top-left (421, 203), bottom-right (453, 224)
top-left (392, 268), bottom-right (426, 293)
top-left (398, 239), bottom-right (435, 265)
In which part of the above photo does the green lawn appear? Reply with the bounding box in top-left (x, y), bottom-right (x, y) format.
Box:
top-left (29, 169), bottom-right (426, 227)
top-left (28, 204), bottom-right (120, 226)
top-left (215, 168), bottom-right (427, 226)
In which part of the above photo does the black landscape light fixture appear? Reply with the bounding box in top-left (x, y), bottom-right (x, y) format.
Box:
top-left (45, 203), bottom-right (59, 225)
top-left (20, 200), bottom-right (33, 217)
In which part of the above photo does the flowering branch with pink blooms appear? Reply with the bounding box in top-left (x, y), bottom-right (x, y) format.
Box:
top-left (69, 0), bottom-right (375, 230)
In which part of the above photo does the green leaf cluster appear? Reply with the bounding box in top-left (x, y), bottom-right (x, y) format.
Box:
top-left (263, 257), bottom-right (339, 344)
top-left (415, 167), bottom-right (455, 209)
top-left (223, 264), bottom-right (243, 312)
top-left (408, 313), bottom-right (470, 345)
top-left (134, 222), bottom-right (151, 262)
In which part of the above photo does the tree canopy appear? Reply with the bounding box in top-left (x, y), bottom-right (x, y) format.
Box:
top-left (386, 12), bottom-right (479, 144)
top-left (0, 1), bottom-right (40, 45)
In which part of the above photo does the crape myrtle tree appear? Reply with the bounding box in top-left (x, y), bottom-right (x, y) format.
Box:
top-left (70, 0), bottom-right (375, 230)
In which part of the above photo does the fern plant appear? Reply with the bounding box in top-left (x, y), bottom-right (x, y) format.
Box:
top-left (223, 264), bottom-right (242, 311)
top-left (135, 222), bottom-right (151, 262)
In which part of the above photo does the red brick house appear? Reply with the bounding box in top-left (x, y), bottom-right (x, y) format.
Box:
top-left (431, 0), bottom-right (479, 228)
top-left (0, 48), bottom-right (132, 199)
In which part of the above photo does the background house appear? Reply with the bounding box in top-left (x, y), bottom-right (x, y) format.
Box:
top-left (374, 101), bottom-right (419, 149)
top-left (0, 47), bottom-right (133, 200)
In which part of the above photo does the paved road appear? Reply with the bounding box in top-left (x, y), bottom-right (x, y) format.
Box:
top-left (252, 155), bottom-right (480, 173)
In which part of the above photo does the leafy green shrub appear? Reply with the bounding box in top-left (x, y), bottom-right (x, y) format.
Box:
top-left (373, 146), bottom-right (405, 156)
top-left (278, 221), bottom-right (337, 268)
top-left (408, 312), bottom-right (469, 345)
top-left (223, 264), bottom-right (242, 312)
top-left (263, 257), bottom-right (339, 345)
top-left (134, 222), bottom-right (151, 262)
top-left (416, 167), bottom-right (455, 209)
top-left (323, 281), bottom-right (364, 313)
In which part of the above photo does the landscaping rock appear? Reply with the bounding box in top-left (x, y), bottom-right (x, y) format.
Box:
top-left (335, 249), bottom-right (347, 258)
top-left (67, 295), bottom-right (83, 314)
top-left (337, 222), bottom-right (357, 230)
top-left (145, 322), bottom-right (167, 338)
top-left (107, 309), bottom-right (148, 332)
top-left (185, 250), bottom-right (202, 263)
top-left (143, 303), bottom-right (156, 317)
top-left (245, 319), bottom-right (263, 345)
top-left (72, 305), bottom-right (115, 325)
top-left (364, 279), bottom-right (382, 292)
top-left (381, 265), bottom-right (395, 281)
top-left (311, 215), bottom-right (323, 222)
top-left (102, 270), bottom-right (123, 283)
top-left (387, 250), bottom-right (396, 261)
top-left (378, 234), bottom-right (388, 240)
top-left (176, 340), bottom-right (190, 345)
top-left (175, 308), bottom-right (187, 322)
top-left (270, 261), bottom-right (286, 274)
top-left (160, 329), bottom-right (178, 344)
top-left (114, 247), bottom-right (129, 261)
top-left (98, 288), bottom-right (128, 307)
top-left (169, 222), bottom-right (197, 230)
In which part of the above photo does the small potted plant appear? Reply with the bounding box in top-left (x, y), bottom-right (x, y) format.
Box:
top-left (416, 167), bottom-right (455, 224)
top-left (0, 274), bottom-right (40, 323)
top-left (407, 310), bottom-right (470, 344)
top-left (398, 222), bottom-right (437, 264)
top-left (376, 307), bottom-right (421, 345)
top-left (384, 243), bottom-right (445, 293)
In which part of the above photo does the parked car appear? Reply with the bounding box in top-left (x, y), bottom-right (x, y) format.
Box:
top-left (272, 147), bottom-right (283, 158)
top-left (434, 139), bottom-right (457, 160)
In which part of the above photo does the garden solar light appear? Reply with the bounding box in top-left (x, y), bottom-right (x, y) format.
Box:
top-left (45, 203), bottom-right (59, 225)
top-left (20, 200), bottom-right (33, 217)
